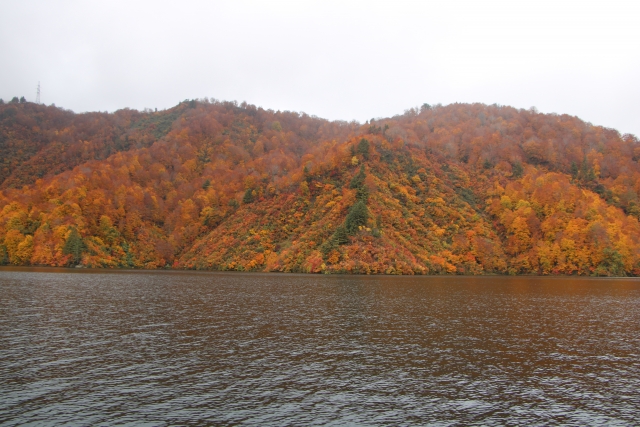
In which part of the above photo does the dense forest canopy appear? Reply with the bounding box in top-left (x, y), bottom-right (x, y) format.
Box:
top-left (1, 98), bottom-right (639, 275)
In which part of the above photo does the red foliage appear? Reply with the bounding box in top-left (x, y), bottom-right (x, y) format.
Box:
top-left (1, 101), bottom-right (638, 276)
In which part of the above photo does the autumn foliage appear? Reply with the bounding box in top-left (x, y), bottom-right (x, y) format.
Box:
top-left (1, 99), bottom-right (639, 276)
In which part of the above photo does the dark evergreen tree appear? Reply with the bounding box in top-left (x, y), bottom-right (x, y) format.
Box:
top-left (0, 245), bottom-right (7, 265)
top-left (512, 162), bottom-right (523, 178)
top-left (243, 188), bottom-right (254, 204)
top-left (345, 200), bottom-right (368, 234)
top-left (350, 165), bottom-right (366, 189)
top-left (357, 138), bottom-right (370, 159)
top-left (63, 227), bottom-right (86, 265)
top-left (356, 185), bottom-right (369, 202)
top-left (570, 161), bottom-right (579, 178)
top-left (333, 225), bottom-right (349, 245)
top-left (303, 165), bottom-right (312, 183)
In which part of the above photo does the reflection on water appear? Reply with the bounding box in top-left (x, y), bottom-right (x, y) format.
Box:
top-left (1, 268), bottom-right (639, 425)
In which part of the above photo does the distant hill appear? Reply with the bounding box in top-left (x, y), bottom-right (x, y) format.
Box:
top-left (0, 99), bottom-right (639, 275)
top-left (0, 101), bottom-right (189, 189)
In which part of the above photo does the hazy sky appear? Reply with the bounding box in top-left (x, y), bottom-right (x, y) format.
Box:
top-left (1, 0), bottom-right (638, 135)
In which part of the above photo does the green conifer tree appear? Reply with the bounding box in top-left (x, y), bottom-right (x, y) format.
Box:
top-left (350, 165), bottom-right (366, 189)
top-left (345, 200), bottom-right (368, 234)
top-left (333, 225), bottom-right (349, 245)
top-left (512, 162), bottom-right (523, 178)
top-left (357, 138), bottom-right (370, 159)
top-left (243, 188), bottom-right (254, 204)
top-left (63, 227), bottom-right (86, 265)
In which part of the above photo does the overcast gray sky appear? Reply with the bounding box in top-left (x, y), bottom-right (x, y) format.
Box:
top-left (1, 0), bottom-right (638, 136)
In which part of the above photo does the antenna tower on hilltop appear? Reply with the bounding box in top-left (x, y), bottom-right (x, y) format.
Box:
top-left (36, 82), bottom-right (40, 104)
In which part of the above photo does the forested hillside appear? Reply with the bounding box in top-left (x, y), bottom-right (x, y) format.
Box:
top-left (1, 98), bottom-right (639, 275)
top-left (0, 100), bottom-right (187, 188)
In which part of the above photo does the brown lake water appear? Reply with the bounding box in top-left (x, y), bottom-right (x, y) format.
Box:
top-left (0, 268), bottom-right (639, 426)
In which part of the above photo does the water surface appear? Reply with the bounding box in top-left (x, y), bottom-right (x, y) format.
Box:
top-left (1, 269), bottom-right (639, 425)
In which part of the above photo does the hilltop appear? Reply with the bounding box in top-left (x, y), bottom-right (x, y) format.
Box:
top-left (1, 99), bottom-right (639, 275)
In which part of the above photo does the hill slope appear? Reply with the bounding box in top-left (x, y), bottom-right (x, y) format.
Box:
top-left (1, 100), bottom-right (639, 275)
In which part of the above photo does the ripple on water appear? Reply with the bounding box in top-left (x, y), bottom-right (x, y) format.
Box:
top-left (1, 269), bottom-right (639, 426)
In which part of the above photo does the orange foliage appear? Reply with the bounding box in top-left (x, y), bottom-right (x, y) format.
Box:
top-left (1, 101), bottom-right (639, 276)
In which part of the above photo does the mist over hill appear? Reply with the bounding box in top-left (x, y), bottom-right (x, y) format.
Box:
top-left (1, 99), bottom-right (639, 275)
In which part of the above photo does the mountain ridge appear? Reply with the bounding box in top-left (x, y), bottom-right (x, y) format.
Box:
top-left (1, 99), bottom-right (639, 275)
